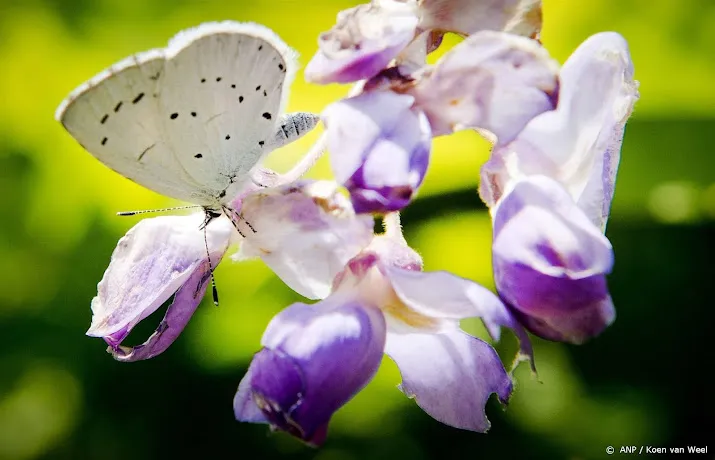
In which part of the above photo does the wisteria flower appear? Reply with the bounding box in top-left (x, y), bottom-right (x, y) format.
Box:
top-left (491, 176), bottom-right (616, 343)
top-left (306, 0), bottom-right (545, 84)
top-left (234, 180), bottom-right (375, 299)
top-left (320, 31), bottom-right (558, 213)
top-left (234, 185), bottom-right (531, 445)
top-left (322, 91), bottom-right (432, 213)
top-left (87, 213), bottom-right (235, 361)
top-left (305, 1), bottom-right (420, 84)
top-left (480, 32), bottom-right (639, 229)
top-left (480, 32), bottom-right (639, 343)
top-left (308, 0), bottom-right (558, 214)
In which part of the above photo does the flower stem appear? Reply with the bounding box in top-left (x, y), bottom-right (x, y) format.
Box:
top-left (279, 132), bottom-right (328, 183)
top-left (383, 212), bottom-right (405, 242)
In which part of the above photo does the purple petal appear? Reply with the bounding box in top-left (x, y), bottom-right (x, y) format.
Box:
top-left (419, 0), bottom-right (543, 37)
top-left (233, 366), bottom-right (268, 424)
top-left (410, 31), bottom-right (559, 141)
top-left (235, 299), bottom-right (386, 445)
top-left (385, 328), bottom-right (512, 432)
top-left (109, 260), bottom-right (211, 362)
top-left (305, 2), bottom-right (419, 84)
top-left (383, 266), bottom-right (533, 366)
top-left (236, 181), bottom-right (374, 299)
top-left (87, 214), bottom-right (232, 345)
top-left (480, 32), bottom-right (638, 230)
top-left (492, 176), bottom-right (615, 343)
top-left (323, 92), bottom-right (432, 213)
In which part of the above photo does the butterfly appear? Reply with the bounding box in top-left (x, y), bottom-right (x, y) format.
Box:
top-left (55, 21), bottom-right (318, 226)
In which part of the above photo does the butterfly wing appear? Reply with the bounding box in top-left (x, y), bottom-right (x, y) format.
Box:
top-left (56, 50), bottom-right (209, 204)
top-left (159, 22), bottom-right (296, 203)
top-left (56, 21), bottom-right (297, 206)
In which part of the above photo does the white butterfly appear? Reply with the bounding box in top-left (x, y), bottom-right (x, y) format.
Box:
top-left (55, 21), bottom-right (318, 219)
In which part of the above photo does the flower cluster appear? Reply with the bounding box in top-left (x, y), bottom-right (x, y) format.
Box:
top-left (82, 0), bottom-right (638, 447)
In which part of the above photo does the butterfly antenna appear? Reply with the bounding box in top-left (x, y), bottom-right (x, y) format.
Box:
top-left (117, 205), bottom-right (202, 216)
top-left (203, 224), bottom-right (219, 307)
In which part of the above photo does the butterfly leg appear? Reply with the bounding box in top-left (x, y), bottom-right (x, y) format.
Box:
top-left (222, 205), bottom-right (256, 237)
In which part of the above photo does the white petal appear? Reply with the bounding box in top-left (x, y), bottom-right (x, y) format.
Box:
top-left (385, 328), bottom-right (512, 432)
top-left (481, 32), bottom-right (638, 230)
top-left (237, 181), bottom-right (374, 299)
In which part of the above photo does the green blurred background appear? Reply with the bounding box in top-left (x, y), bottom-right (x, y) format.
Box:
top-left (0, 0), bottom-right (713, 458)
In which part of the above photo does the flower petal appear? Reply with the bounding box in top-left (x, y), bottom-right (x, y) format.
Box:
top-left (480, 32), bottom-right (638, 230)
top-left (109, 259), bottom-right (211, 362)
top-left (385, 328), bottom-right (512, 432)
top-left (87, 214), bottom-right (232, 342)
top-left (323, 91), bottom-right (432, 213)
top-left (235, 298), bottom-right (386, 445)
top-left (419, 0), bottom-right (543, 38)
top-left (411, 31), bottom-right (559, 141)
top-left (383, 266), bottom-right (533, 365)
top-left (236, 181), bottom-right (374, 299)
top-left (492, 176), bottom-right (615, 343)
top-left (305, 1), bottom-right (419, 84)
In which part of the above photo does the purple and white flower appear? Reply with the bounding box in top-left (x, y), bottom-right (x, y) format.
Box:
top-left (234, 180), bottom-right (375, 299)
top-left (480, 32), bottom-right (639, 343)
top-left (491, 176), bottom-right (616, 343)
top-left (306, 0), bottom-right (545, 85)
top-left (322, 91), bottom-right (432, 213)
top-left (316, 18), bottom-right (559, 213)
top-left (89, 178), bottom-right (374, 362)
top-left (87, 213), bottom-right (235, 361)
top-left (234, 184), bottom-right (532, 445)
top-left (305, 1), bottom-right (420, 84)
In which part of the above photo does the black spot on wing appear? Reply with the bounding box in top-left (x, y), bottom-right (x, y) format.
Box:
top-left (170, 113), bottom-right (178, 119)
top-left (201, 78), bottom-right (206, 83)
top-left (114, 101), bottom-right (123, 112)
top-left (255, 85), bottom-right (261, 91)
top-left (258, 141), bottom-right (264, 147)
top-left (191, 111), bottom-right (197, 117)
top-left (101, 137), bottom-right (108, 145)
top-left (100, 114), bottom-right (108, 124)
top-left (263, 90), bottom-right (267, 97)
top-left (194, 153), bottom-right (203, 158)
top-left (231, 84), bottom-right (236, 88)
top-left (132, 93), bottom-right (145, 104)
top-left (216, 77), bottom-right (222, 82)
top-left (278, 63), bottom-right (284, 71)
top-left (262, 112), bottom-right (271, 120)
top-left (225, 135), bottom-right (230, 140)
top-left (258, 45), bottom-right (263, 51)
top-left (239, 96), bottom-right (244, 103)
